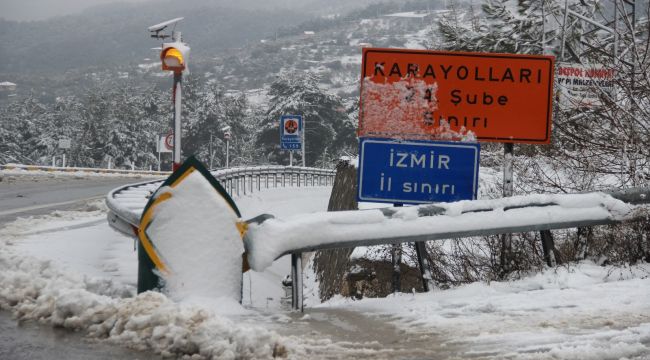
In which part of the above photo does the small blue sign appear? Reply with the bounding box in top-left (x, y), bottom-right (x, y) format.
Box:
top-left (358, 138), bottom-right (480, 204)
top-left (280, 115), bottom-right (302, 150)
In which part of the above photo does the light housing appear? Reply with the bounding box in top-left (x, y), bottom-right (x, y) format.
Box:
top-left (160, 42), bottom-right (190, 72)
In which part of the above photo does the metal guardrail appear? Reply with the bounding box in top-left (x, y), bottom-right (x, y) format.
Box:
top-left (105, 164), bottom-right (650, 312)
top-left (244, 187), bottom-right (650, 269)
top-left (106, 165), bottom-right (336, 235)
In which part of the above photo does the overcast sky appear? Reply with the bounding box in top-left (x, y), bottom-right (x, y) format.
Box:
top-left (0, 0), bottom-right (155, 21)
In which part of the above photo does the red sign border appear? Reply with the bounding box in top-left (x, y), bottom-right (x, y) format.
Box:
top-left (359, 48), bottom-right (555, 144)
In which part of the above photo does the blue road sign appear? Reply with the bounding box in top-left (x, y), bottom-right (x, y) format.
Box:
top-left (358, 138), bottom-right (480, 204)
top-left (280, 115), bottom-right (302, 150)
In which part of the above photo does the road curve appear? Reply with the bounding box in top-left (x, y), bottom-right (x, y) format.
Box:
top-left (0, 174), bottom-right (161, 226)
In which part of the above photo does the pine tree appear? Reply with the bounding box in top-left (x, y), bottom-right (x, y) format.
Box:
top-left (181, 78), bottom-right (250, 168)
top-left (257, 71), bottom-right (353, 166)
top-left (438, 0), bottom-right (561, 55)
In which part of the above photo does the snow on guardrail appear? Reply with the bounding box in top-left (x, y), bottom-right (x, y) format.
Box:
top-left (243, 187), bottom-right (650, 271)
top-left (106, 165), bottom-right (336, 235)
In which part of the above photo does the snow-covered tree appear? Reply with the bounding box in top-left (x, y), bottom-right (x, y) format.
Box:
top-left (437, 0), bottom-right (561, 54)
top-left (181, 78), bottom-right (251, 168)
top-left (257, 71), bottom-right (354, 166)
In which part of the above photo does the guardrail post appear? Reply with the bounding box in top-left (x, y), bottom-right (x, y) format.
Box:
top-left (391, 204), bottom-right (403, 293)
top-left (415, 241), bottom-right (435, 292)
top-left (291, 253), bottom-right (303, 312)
top-left (500, 143), bottom-right (514, 276)
top-left (540, 230), bottom-right (557, 267)
top-left (391, 243), bottom-right (402, 293)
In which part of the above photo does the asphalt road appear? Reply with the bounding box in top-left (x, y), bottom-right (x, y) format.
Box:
top-left (0, 174), bottom-right (157, 226)
top-left (0, 312), bottom-right (158, 360)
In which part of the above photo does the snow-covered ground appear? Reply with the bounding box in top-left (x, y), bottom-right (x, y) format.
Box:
top-left (324, 263), bottom-right (650, 359)
top-left (1, 179), bottom-right (649, 359)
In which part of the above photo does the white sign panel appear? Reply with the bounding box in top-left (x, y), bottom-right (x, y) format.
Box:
top-left (157, 134), bottom-right (173, 153)
top-left (556, 62), bottom-right (615, 108)
top-left (58, 139), bottom-right (71, 149)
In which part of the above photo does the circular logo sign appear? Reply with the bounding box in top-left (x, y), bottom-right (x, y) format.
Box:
top-left (284, 119), bottom-right (298, 134)
top-left (165, 133), bottom-right (174, 150)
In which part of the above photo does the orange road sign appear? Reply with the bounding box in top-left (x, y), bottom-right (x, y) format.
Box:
top-left (358, 48), bottom-right (555, 144)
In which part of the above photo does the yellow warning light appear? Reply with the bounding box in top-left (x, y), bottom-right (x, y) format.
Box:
top-left (160, 44), bottom-right (189, 72)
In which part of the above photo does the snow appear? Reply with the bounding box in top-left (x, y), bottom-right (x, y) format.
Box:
top-left (0, 185), bottom-right (333, 358)
top-left (1, 214), bottom-right (286, 358)
top-left (143, 170), bottom-right (243, 302)
top-left (3, 177), bottom-right (650, 358)
top-left (321, 262), bottom-right (650, 359)
top-left (340, 55), bottom-right (362, 65)
top-left (246, 191), bottom-right (643, 271)
top-left (0, 166), bottom-right (166, 179)
top-left (137, 62), bottom-right (160, 70)
top-left (384, 11), bottom-right (430, 19)
top-left (236, 186), bottom-right (332, 309)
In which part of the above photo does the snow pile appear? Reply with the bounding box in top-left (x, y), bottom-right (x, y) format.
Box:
top-left (323, 262), bottom-right (650, 359)
top-left (0, 185), bottom-right (337, 358)
top-left (0, 237), bottom-right (286, 359)
top-left (145, 169), bottom-right (243, 302)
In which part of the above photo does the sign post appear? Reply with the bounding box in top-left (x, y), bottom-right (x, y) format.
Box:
top-left (58, 138), bottom-right (71, 167)
top-left (280, 115), bottom-right (303, 166)
top-left (157, 133), bottom-right (173, 171)
top-left (149, 18), bottom-right (190, 172)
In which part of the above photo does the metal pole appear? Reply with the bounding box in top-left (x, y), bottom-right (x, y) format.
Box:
top-left (172, 72), bottom-right (182, 171)
top-left (392, 203), bottom-right (403, 293)
top-left (158, 151), bottom-right (161, 172)
top-left (291, 253), bottom-right (303, 311)
top-left (501, 143), bottom-right (514, 276)
top-left (226, 138), bottom-right (230, 168)
top-left (414, 241), bottom-right (434, 292)
top-left (613, 0), bottom-right (618, 67)
top-left (289, 151), bottom-right (293, 167)
top-left (541, 0), bottom-right (546, 54)
top-left (302, 119), bottom-right (306, 167)
top-left (209, 134), bottom-right (213, 169)
top-left (62, 152), bottom-right (66, 168)
top-left (560, 0), bottom-right (569, 61)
